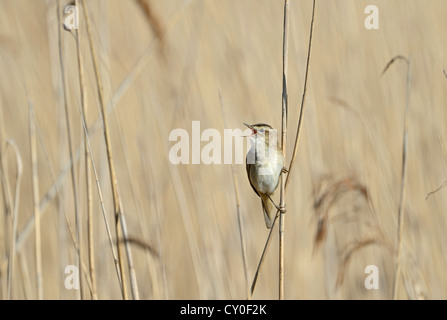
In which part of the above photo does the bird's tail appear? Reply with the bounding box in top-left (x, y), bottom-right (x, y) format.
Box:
top-left (260, 193), bottom-right (277, 229)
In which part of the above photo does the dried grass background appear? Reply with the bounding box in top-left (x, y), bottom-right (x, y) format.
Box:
top-left (0, 0), bottom-right (447, 299)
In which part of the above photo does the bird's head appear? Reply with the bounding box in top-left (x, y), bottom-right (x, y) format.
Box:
top-left (243, 123), bottom-right (273, 138)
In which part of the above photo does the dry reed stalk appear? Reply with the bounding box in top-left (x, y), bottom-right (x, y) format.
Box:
top-left (81, 0), bottom-right (128, 300)
top-left (113, 110), bottom-right (163, 298)
top-left (27, 95), bottom-right (96, 296)
top-left (0, 137), bottom-right (9, 300)
top-left (250, 217), bottom-right (277, 297)
top-left (0, 105), bottom-right (5, 300)
top-left (382, 55), bottom-right (411, 300)
top-left (9, 2), bottom-right (191, 298)
top-left (285, 0), bottom-right (316, 190)
top-left (44, 0), bottom-right (69, 298)
top-left (56, 0), bottom-right (82, 299)
top-left (117, 197), bottom-right (140, 300)
top-left (0, 141), bottom-right (10, 301)
top-left (1, 166), bottom-right (9, 299)
top-left (232, 165), bottom-right (250, 298)
top-left (81, 0), bottom-right (140, 299)
top-left (278, 0), bottom-right (290, 300)
top-left (71, 0), bottom-right (97, 299)
top-left (74, 88), bottom-right (124, 294)
top-left (250, 0), bottom-right (316, 299)
top-left (113, 112), bottom-right (156, 297)
top-left (28, 102), bottom-right (43, 300)
top-left (14, 1), bottom-right (191, 254)
top-left (2, 140), bottom-right (22, 299)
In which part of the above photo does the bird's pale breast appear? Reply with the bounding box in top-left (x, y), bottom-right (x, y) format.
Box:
top-left (248, 149), bottom-right (284, 195)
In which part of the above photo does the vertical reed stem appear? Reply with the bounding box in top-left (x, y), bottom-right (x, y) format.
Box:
top-left (56, 0), bottom-right (82, 299)
top-left (279, 0), bottom-right (290, 300)
top-left (250, 0), bottom-right (315, 299)
top-left (73, 0), bottom-right (97, 299)
top-left (286, 0), bottom-right (316, 190)
top-left (81, 0), bottom-right (140, 300)
top-left (29, 103), bottom-right (43, 300)
top-left (391, 57), bottom-right (411, 300)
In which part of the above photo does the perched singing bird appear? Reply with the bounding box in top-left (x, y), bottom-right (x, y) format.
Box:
top-left (244, 123), bottom-right (284, 228)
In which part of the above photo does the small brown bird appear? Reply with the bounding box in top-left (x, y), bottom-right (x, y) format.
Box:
top-left (244, 123), bottom-right (284, 228)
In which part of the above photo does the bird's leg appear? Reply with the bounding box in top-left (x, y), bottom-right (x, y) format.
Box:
top-left (267, 194), bottom-right (286, 214)
top-left (281, 167), bottom-right (289, 174)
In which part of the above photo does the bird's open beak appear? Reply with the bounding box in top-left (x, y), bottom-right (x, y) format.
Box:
top-left (243, 123), bottom-right (257, 137)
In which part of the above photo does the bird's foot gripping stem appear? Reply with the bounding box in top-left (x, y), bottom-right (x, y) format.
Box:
top-left (267, 194), bottom-right (287, 214)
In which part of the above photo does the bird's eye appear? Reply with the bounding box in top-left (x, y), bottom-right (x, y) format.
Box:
top-left (260, 128), bottom-right (265, 133)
